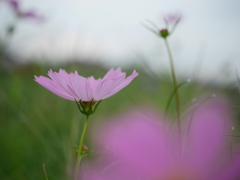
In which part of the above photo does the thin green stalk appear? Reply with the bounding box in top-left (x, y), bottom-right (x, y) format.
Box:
top-left (165, 80), bottom-right (189, 116)
top-left (43, 164), bottom-right (49, 180)
top-left (164, 38), bottom-right (182, 137)
top-left (74, 115), bottom-right (89, 180)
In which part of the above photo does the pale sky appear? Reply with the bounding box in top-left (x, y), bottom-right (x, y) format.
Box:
top-left (0, 0), bottom-right (240, 81)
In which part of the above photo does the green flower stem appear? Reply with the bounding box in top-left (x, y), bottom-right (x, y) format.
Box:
top-left (74, 115), bottom-right (89, 180)
top-left (165, 80), bottom-right (189, 116)
top-left (164, 38), bottom-right (182, 138)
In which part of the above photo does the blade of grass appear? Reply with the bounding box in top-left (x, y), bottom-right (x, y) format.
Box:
top-left (165, 80), bottom-right (190, 116)
top-left (43, 163), bottom-right (49, 180)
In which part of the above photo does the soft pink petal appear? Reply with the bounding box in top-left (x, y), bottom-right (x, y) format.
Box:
top-left (103, 68), bottom-right (125, 80)
top-left (164, 13), bottom-right (182, 24)
top-left (81, 99), bottom-right (239, 180)
top-left (68, 71), bottom-right (82, 100)
top-left (99, 110), bottom-right (171, 177)
top-left (70, 71), bottom-right (93, 101)
top-left (68, 71), bottom-right (91, 101)
top-left (85, 77), bottom-right (94, 101)
top-left (93, 77), bottom-right (125, 100)
top-left (35, 68), bottom-right (137, 102)
top-left (21, 11), bottom-right (45, 22)
top-left (93, 79), bottom-right (115, 101)
top-left (47, 70), bottom-right (79, 99)
top-left (219, 153), bottom-right (240, 180)
top-left (8, 0), bottom-right (19, 12)
top-left (80, 161), bottom-right (145, 180)
top-left (87, 76), bottom-right (102, 92)
top-left (102, 68), bottom-right (114, 80)
top-left (34, 75), bottom-right (73, 100)
top-left (57, 69), bottom-right (74, 81)
top-left (186, 98), bottom-right (230, 173)
top-left (100, 70), bottom-right (138, 99)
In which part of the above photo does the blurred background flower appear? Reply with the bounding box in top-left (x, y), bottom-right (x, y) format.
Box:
top-left (0, 0), bottom-right (45, 68)
top-left (1, 0), bottom-right (44, 21)
top-left (164, 12), bottom-right (181, 25)
top-left (81, 98), bottom-right (240, 180)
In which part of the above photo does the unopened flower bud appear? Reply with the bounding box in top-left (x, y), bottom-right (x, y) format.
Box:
top-left (81, 144), bottom-right (88, 154)
top-left (160, 29), bottom-right (170, 38)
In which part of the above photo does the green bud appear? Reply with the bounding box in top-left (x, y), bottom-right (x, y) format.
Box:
top-left (160, 29), bottom-right (170, 39)
top-left (81, 144), bottom-right (88, 154)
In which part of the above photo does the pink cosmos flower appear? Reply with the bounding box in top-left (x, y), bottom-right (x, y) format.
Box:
top-left (34, 68), bottom-right (138, 102)
top-left (1, 0), bottom-right (45, 22)
top-left (81, 98), bottom-right (240, 180)
top-left (164, 12), bottom-right (182, 25)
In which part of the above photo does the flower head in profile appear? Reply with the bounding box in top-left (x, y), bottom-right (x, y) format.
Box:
top-left (142, 12), bottom-right (181, 39)
top-left (34, 68), bottom-right (138, 103)
top-left (81, 98), bottom-right (240, 180)
top-left (160, 12), bottom-right (182, 38)
top-left (1, 0), bottom-right (45, 22)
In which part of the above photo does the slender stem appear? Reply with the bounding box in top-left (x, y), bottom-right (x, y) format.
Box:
top-left (164, 38), bottom-right (182, 138)
top-left (43, 164), bottom-right (49, 180)
top-left (74, 115), bottom-right (89, 180)
top-left (165, 80), bottom-right (189, 116)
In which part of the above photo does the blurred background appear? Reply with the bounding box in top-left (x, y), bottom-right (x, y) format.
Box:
top-left (1, 0), bottom-right (240, 179)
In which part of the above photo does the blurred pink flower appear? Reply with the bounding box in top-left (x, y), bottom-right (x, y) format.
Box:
top-left (1, 0), bottom-right (45, 22)
top-left (164, 12), bottom-right (182, 25)
top-left (34, 68), bottom-right (138, 102)
top-left (81, 98), bottom-right (240, 180)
